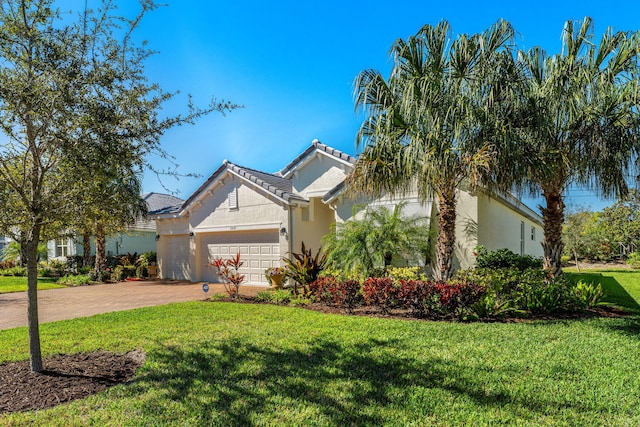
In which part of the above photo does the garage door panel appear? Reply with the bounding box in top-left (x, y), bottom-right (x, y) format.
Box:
top-left (163, 236), bottom-right (190, 280)
top-left (199, 230), bottom-right (280, 286)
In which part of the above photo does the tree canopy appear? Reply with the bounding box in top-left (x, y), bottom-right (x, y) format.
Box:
top-left (348, 20), bottom-right (515, 281)
top-left (0, 0), bottom-right (236, 372)
top-left (496, 17), bottom-right (640, 276)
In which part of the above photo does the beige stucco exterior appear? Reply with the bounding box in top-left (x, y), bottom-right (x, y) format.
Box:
top-left (154, 140), bottom-right (544, 284)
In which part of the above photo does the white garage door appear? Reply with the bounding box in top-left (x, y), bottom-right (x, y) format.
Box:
top-left (199, 230), bottom-right (280, 286)
top-left (163, 235), bottom-right (190, 280)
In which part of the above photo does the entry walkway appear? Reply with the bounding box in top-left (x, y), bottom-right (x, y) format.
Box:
top-left (0, 280), bottom-right (265, 330)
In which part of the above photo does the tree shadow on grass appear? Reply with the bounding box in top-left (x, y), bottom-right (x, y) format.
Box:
top-left (570, 272), bottom-right (640, 338)
top-left (569, 272), bottom-right (640, 313)
top-left (123, 336), bottom-right (599, 425)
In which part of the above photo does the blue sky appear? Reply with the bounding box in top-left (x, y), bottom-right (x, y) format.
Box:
top-left (112, 0), bottom-right (637, 212)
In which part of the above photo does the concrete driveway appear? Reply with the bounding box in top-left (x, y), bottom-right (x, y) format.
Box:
top-left (0, 280), bottom-right (265, 330)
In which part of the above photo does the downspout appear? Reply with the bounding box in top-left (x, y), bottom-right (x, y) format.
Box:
top-left (288, 205), bottom-right (294, 255)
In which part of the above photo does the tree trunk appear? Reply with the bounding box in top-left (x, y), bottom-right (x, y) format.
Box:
top-left (94, 223), bottom-right (107, 275)
top-left (82, 232), bottom-right (91, 267)
top-left (541, 188), bottom-right (565, 277)
top-left (24, 228), bottom-right (43, 372)
top-left (433, 191), bottom-right (457, 282)
top-left (19, 231), bottom-right (28, 267)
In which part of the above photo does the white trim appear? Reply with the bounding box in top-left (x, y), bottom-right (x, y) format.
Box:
top-left (194, 222), bottom-right (281, 233)
top-left (281, 150), bottom-right (353, 179)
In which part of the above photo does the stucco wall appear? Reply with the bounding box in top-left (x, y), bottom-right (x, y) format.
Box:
top-left (190, 179), bottom-right (288, 232)
top-left (292, 197), bottom-right (335, 256)
top-left (292, 154), bottom-right (350, 197)
top-left (454, 190), bottom-right (479, 270)
top-left (477, 193), bottom-right (543, 258)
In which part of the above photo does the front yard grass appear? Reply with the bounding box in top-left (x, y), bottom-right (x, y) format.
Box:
top-left (0, 276), bottom-right (65, 294)
top-left (1, 268), bottom-right (640, 426)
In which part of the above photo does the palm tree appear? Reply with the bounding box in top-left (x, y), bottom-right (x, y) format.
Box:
top-left (497, 18), bottom-right (640, 276)
top-left (322, 202), bottom-right (430, 277)
top-left (348, 20), bottom-right (515, 281)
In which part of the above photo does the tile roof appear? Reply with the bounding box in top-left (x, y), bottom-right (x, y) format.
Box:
top-left (277, 139), bottom-right (356, 177)
top-left (134, 192), bottom-right (185, 229)
top-left (181, 160), bottom-right (307, 211)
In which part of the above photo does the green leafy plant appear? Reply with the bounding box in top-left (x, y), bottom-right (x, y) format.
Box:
top-left (574, 280), bottom-right (605, 309)
top-left (475, 246), bottom-right (543, 270)
top-left (282, 242), bottom-right (327, 295)
top-left (627, 252), bottom-right (640, 269)
top-left (57, 275), bottom-right (91, 287)
top-left (387, 266), bottom-right (425, 281)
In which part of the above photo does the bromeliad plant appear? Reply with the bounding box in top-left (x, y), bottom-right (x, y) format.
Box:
top-left (209, 252), bottom-right (245, 299)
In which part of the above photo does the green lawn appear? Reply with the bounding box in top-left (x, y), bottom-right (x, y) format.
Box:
top-left (0, 271), bottom-right (639, 426)
top-left (0, 276), bottom-right (65, 294)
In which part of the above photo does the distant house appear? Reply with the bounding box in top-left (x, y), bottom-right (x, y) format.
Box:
top-left (0, 235), bottom-right (10, 255)
top-left (48, 192), bottom-right (183, 260)
top-left (153, 140), bottom-right (543, 285)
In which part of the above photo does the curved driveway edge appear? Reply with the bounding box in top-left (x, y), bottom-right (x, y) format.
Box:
top-left (0, 280), bottom-right (265, 331)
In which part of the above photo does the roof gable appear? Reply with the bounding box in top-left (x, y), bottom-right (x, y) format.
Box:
top-left (277, 139), bottom-right (356, 179)
top-left (181, 160), bottom-right (307, 213)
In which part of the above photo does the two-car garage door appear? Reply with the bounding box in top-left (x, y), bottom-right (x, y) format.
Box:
top-left (199, 230), bottom-right (280, 286)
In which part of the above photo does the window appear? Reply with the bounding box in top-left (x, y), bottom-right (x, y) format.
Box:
top-left (56, 239), bottom-right (70, 258)
top-left (228, 187), bottom-right (238, 210)
top-left (531, 226), bottom-right (536, 241)
top-left (520, 221), bottom-right (525, 255)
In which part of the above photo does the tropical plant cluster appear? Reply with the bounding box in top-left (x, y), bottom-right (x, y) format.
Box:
top-left (294, 247), bottom-right (603, 320)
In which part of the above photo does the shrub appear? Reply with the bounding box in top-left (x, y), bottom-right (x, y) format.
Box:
top-left (361, 277), bottom-right (399, 313)
top-left (0, 261), bottom-right (15, 270)
top-left (209, 253), bottom-right (245, 298)
top-left (514, 275), bottom-right (577, 314)
top-left (627, 252), bottom-right (640, 269)
top-left (437, 282), bottom-right (485, 313)
top-left (471, 293), bottom-right (514, 319)
top-left (6, 266), bottom-right (26, 277)
top-left (110, 266), bottom-right (124, 282)
top-left (397, 280), bottom-right (440, 317)
top-left (475, 246), bottom-right (543, 270)
top-left (47, 259), bottom-right (67, 276)
top-left (309, 276), bottom-right (339, 305)
top-left (57, 274), bottom-right (90, 286)
top-left (573, 280), bottom-right (605, 309)
top-left (387, 266), bottom-right (424, 281)
top-left (331, 279), bottom-right (363, 310)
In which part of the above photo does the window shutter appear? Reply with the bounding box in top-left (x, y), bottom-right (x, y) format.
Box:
top-left (228, 187), bottom-right (238, 209)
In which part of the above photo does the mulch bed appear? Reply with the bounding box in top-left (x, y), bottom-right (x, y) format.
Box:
top-left (0, 350), bottom-right (145, 414)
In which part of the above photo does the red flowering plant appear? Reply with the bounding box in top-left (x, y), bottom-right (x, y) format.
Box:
top-left (209, 252), bottom-right (245, 298)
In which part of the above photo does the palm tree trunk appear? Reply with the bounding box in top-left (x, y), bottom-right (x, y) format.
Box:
top-left (94, 223), bottom-right (107, 275)
top-left (541, 188), bottom-right (565, 277)
top-left (433, 191), bottom-right (457, 282)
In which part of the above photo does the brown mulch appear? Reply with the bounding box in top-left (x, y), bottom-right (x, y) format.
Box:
top-left (0, 350), bottom-right (145, 414)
